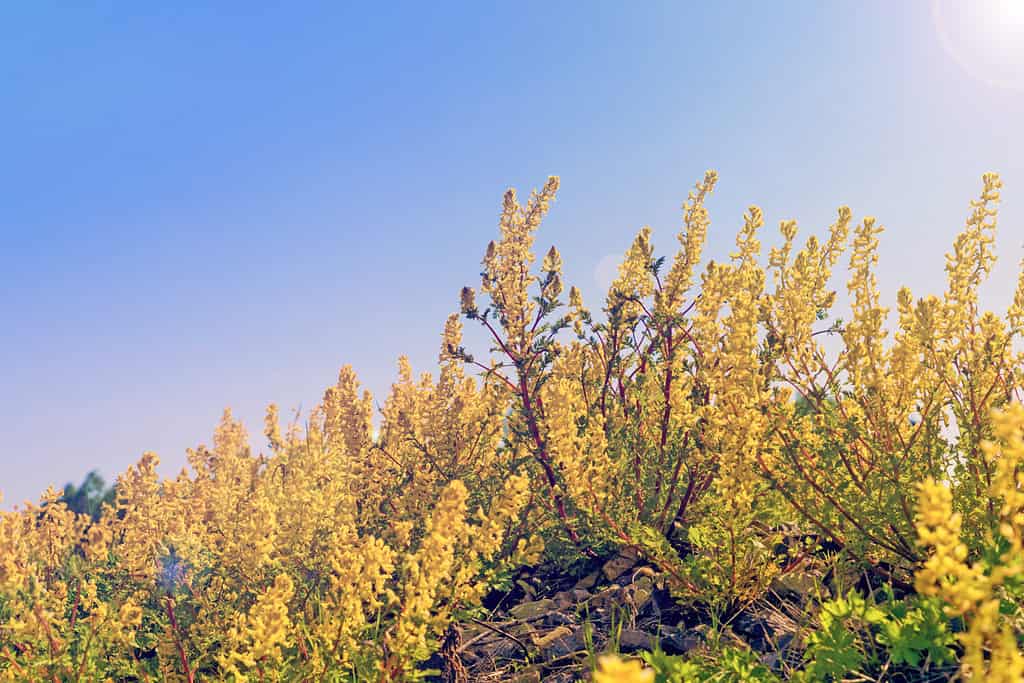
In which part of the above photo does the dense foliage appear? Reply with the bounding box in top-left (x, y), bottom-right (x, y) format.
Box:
top-left (2, 172), bottom-right (1023, 681)
top-left (58, 471), bottom-right (117, 522)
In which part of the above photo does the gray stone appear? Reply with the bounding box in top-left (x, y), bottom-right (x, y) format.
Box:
top-left (573, 571), bottom-right (600, 590)
top-left (618, 628), bottom-right (654, 653)
top-left (602, 546), bottom-right (640, 582)
top-left (770, 571), bottom-right (823, 606)
top-left (506, 667), bottom-right (542, 683)
top-left (535, 625), bottom-right (586, 660)
top-left (661, 624), bottom-right (709, 655)
top-left (509, 598), bottom-right (555, 621)
top-left (588, 586), bottom-right (622, 610)
top-left (552, 590), bottom-right (574, 610)
top-left (629, 575), bottom-right (655, 612)
top-left (543, 611), bottom-right (575, 627)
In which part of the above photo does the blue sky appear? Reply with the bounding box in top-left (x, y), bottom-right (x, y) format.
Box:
top-left (2, 1), bottom-right (1022, 506)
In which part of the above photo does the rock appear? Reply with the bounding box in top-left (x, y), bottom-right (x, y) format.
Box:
top-left (774, 634), bottom-right (799, 668)
top-left (618, 628), bottom-right (653, 653)
top-left (733, 611), bottom-right (773, 652)
top-left (601, 546), bottom-right (640, 582)
top-left (767, 633), bottom-right (802, 671)
top-left (628, 575), bottom-right (655, 613)
top-left (459, 621), bottom-right (490, 642)
top-left (571, 588), bottom-right (591, 603)
top-left (543, 611), bottom-right (575, 627)
top-left (661, 624), bottom-right (709, 656)
top-left (507, 667), bottom-right (542, 683)
top-left (588, 586), bottom-right (622, 610)
top-left (535, 625), bottom-right (586, 660)
top-left (769, 570), bottom-right (822, 607)
top-left (573, 571), bottom-right (600, 590)
top-left (509, 598), bottom-right (555, 621)
top-left (732, 606), bottom-right (799, 654)
top-left (647, 588), bottom-right (684, 626)
top-left (552, 591), bottom-right (574, 610)
top-left (533, 625), bottom-right (573, 649)
top-left (475, 634), bottom-right (526, 661)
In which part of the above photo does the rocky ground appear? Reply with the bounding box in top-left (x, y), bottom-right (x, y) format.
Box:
top-left (423, 546), bottom-right (960, 682)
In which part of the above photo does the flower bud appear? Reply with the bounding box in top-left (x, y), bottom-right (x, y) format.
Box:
top-left (460, 286), bottom-right (477, 315)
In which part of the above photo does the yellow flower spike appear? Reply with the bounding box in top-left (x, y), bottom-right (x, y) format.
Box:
top-left (915, 404), bottom-right (1024, 680)
top-left (608, 226), bottom-right (655, 319)
top-left (478, 176), bottom-right (559, 355)
top-left (440, 313), bottom-right (463, 363)
top-left (264, 403), bottom-right (282, 452)
top-left (662, 170), bottom-right (718, 314)
top-left (594, 654), bottom-right (655, 683)
top-left (542, 245), bottom-right (563, 274)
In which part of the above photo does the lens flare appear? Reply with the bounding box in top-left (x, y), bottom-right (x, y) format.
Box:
top-left (932, 0), bottom-right (1024, 90)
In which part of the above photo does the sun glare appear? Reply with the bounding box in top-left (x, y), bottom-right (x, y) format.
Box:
top-left (932, 0), bottom-right (1024, 90)
top-left (998, 0), bottom-right (1024, 25)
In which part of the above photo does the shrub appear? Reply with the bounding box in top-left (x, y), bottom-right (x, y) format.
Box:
top-left (3, 171), bottom-right (1023, 680)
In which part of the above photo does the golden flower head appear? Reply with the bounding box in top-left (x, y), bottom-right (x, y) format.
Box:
top-left (594, 654), bottom-right (655, 683)
top-left (542, 245), bottom-right (563, 274)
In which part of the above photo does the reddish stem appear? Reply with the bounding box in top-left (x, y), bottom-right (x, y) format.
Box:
top-left (164, 599), bottom-right (195, 683)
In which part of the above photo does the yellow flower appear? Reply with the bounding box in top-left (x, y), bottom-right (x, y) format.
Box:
top-left (594, 654), bottom-right (655, 683)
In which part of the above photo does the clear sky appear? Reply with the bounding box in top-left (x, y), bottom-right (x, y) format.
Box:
top-left (2, 1), bottom-right (1023, 507)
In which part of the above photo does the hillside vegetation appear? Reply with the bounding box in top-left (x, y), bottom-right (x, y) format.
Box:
top-left (2, 172), bottom-right (1023, 681)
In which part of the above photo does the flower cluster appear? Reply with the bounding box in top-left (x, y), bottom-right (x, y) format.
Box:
top-left (593, 654), bottom-right (655, 683)
top-left (0, 353), bottom-right (532, 680)
top-left (915, 404), bottom-right (1024, 681)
